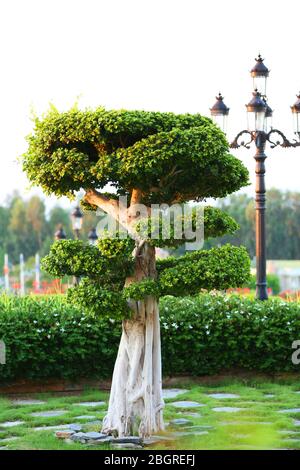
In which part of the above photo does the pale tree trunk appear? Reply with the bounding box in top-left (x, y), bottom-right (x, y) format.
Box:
top-left (83, 188), bottom-right (164, 438)
top-left (101, 242), bottom-right (165, 438)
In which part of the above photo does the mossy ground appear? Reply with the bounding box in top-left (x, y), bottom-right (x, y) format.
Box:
top-left (0, 380), bottom-right (300, 450)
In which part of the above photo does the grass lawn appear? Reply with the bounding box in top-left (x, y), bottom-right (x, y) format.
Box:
top-left (0, 379), bottom-right (300, 450)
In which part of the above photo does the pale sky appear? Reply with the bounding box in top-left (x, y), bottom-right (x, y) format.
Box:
top-left (0, 0), bottom-right (299, 208)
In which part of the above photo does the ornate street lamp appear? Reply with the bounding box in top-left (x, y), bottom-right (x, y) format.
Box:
top-left (264, 101), bottom-right (273, 133)
top-left (250, 54), bottom-right (269, 97)
top-left (88, 227), bottom-right (98, 246)
top-left (291, 93), bottom-right (300, 135)
top-left (246, 90), bottom-right (267, 131)
top-left (210, 93), bottom-right (230, 132)
top-left (211, 55), bottom-right (300, 300)
top-left (71, 206), bottom-right (83, 240)
top-left (54, 225), bottom-right (67, 240)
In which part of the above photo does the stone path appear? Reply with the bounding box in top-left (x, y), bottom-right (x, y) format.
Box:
top-left (2, 390), bottom-right (300, 450)
top-left (74, 415), bottom-right (96, 420)
top-left (169, 418), bottom-right (192, 425)
top-left (74, 401), bottom-right (105, 407)
top-left (278, 408), bottom-right (300, 414)
top-left (33, 424), bottom-right (71, 432)
top-left (12, 399), bottom-right (46, 406)
top-left (0, 437), bottom-right (19, 443)
top-left (0, 420), bottom-right (25, 428)
top-left (208, 393), bottom-right (240, 399)
top-left (171, 401), bottom-right (205, 408)
top-left (162, 389), bottom-right (188, 399)
top-left (212, 407), bottom-right (244, 413)
top-left (30, 410), bottom-right (67, 418)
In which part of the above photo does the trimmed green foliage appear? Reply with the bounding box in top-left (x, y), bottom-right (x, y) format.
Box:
top-left (42, 239), bottom-right (134, 289)
top-left (23, 105), bottom-right (250, 314)
top-left (123, 279), bottom-right (160, 300)
top-left (23, 108), bottom-right (249, 202)
top-left (67, 278), bottom-right (130, 318)
top-left (0, 294), bottom-right (299, 381)
top-left (42, 241), bottom-right (250, 311)
top-left (158, 244), bottom-right (250, 296)
top-left (136, 206), bottom-right (239, 248)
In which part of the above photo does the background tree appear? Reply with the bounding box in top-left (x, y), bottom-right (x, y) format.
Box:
top-left (23, 107), bottom-right (250, 438)
top-left (207, 189), bottom-right (300, 260)
top-left (26, 196), bottom-right (47, 251)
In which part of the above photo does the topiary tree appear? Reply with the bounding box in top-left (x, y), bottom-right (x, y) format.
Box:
top-left (23, 107), bottom-right (250, 438)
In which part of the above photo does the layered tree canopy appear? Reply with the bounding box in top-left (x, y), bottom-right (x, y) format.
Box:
top-left (23, 107), bottom-right (248, 203)
top-left (23, 107), bottom-right (251, 317)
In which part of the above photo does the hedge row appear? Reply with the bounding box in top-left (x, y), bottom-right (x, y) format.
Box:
top-left (0, 294), bottom-right (300, 381)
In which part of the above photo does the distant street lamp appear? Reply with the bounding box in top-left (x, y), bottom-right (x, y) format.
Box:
top-left (210, 54), bottom-right (300, 301)
top-left (210, 93), bottom-right (230, 133)
top-left (54, 225), bottom-right (67, 240)
top-left (88, 227), bottom-right (98, 246)
top-left (71, 206), bottom-right (83, 240)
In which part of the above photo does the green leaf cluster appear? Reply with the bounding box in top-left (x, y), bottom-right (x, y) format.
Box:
top-left (157, 244), bottom-right (250, 296)
top-left (23, 108), bottom-right (249, 202)
top-left (42, 239), bottom-right (134, 290)
top-left (136, 206), bottom-right (239, 248)
top-left (67, 278), bottom-right (130, 319)
top-left (123, 279), bottom-right (160, 300)
top-left (42, 239), bottom-right (250, 316)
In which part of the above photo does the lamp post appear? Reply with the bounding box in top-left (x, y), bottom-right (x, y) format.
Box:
top-left (210, 55), bottom-right (300, 301)
top-left (71, 206), bottom-right (83, 240)
top-left (88, 227), bottom-right (98, 246)
top-left (70, 206), bottom-right (83, 286)
top-left (54, 225), bottom-right (67, 240)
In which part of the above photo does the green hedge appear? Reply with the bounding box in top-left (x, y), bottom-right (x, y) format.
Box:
top-left (0, 294), bottom-right (299, 381)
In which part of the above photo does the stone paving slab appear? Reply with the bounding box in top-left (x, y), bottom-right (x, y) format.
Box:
top-left (181, 412), bottom-right (201, 418)
top-left (171, 401), bottom-right (205, 408)
top-left (74, 415), bottom-right (96, 420)
top-left (33, 424), bottom-right (71, 431)
top-left (278, 408), bottom-right (300, 414)
top-left (169, 418), bottom-right (192, 426)
top-left (0, 421), bottom-right (25, 428)
top-left (30, 410), bottom-right (68, 418)
top-left (111, 443), bottom-right (143, 449)
top-left (0, 437), bottom-right (19, 443)
top-left (12, 399), bottom-right (46, 406)
top-left (208, 393), bottom-right (240, 399)
top-left (69, 424), bottom-right (82, 432)
top-left (212, 407), bottom-right (244, 413)
top-left (162, 389), bottom-right (188, 399)
top-left (74, 402), bottom-right (106, 407)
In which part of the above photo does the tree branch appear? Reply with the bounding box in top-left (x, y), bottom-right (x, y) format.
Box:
top-left (84, 189), bottom-right (120, 219)
top-left (130, 188), bottom-right (143, 206)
